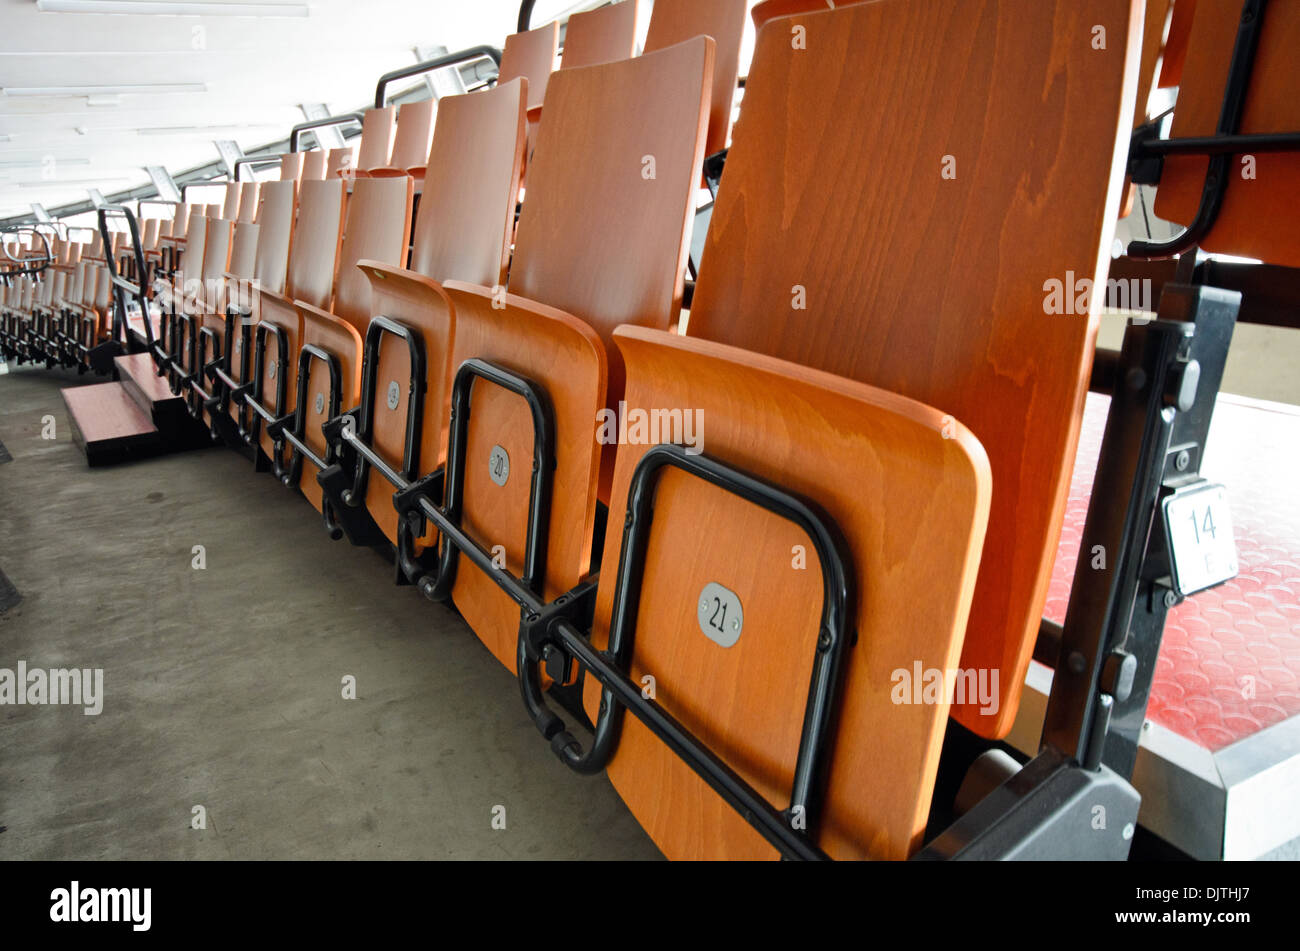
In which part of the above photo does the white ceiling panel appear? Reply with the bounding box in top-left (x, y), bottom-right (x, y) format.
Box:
top-left (0, 0), bottom-right (527, 217)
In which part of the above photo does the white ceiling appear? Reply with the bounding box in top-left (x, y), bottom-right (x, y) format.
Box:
top-left (0, 0), bottom-right (556, 218)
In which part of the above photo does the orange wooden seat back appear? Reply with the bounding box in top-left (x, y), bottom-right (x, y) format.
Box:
top-left (326, 146), bottom-right (355, 179)
top-left (1153, 0), bottom-right (1300, 267)
top-left (560, 0), bottom-right (643, 70)
top-left (301, 149), bottom-right (328, 182)
top-left (686, 0), bottom-right (1142, 741)
top-left (356, 107), bottom-right (397, 175)
top-left (252, 179), bottom-right (297, 298)
top-left (444, 37), bottom-right (714, 673)
top-left (221, 182), bottom-right (241, 221)
top-left (238, 182), bottom-right (260, 222)
top-left (359, 77), bottom-right (527, 550)
top-left (499, 21), bottom-right (559, 114)
top-left (377, 99), bottom-right (437, 176)
top-left (589, 326), bottom-right (990, 860)
top-left (228, 220), bottom-right (260, 282)
top-left (255, 179), bottom-right (346, 462)
top-left (645, 0), bottom-right (748, 158)
top-left (1158, 0), bottom-right (1196, 88)
top-left (511, 36), bottom-right (712, 448)
top-left (326, 176), bottom-right (412, 336)
top-left (294, 175), bottom-right (412, 508)
top-left (279, 152), bottom-right (305, 184)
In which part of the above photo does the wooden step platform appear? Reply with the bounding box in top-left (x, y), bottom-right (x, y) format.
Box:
top-left (61, 381), bottom-right (162, 467)
top-left (114, 351), bottom-right (188, 441)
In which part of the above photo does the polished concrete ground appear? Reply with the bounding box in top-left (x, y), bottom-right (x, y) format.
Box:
top-left (0, 363), bottom-right (660, 860)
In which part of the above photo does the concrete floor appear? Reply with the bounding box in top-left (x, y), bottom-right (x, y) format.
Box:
top-left (0, 363), bottom-right (660, 860)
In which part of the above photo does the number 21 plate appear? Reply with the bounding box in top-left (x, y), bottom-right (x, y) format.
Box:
top-left (1163, 483), bottom-right (1239, 597)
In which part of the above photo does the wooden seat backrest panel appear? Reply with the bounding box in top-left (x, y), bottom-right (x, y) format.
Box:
top-left (357, 107), bottom-right (397, 173)
top-left (499, 21), bottom-right (559, 112)
top-left (228, 220), bottom-right (260, 282)
top-left (590, 326), bottom-right (990, 859)
top-left (253, 179), bottom-right (297, 298)
top-left (1158, 0), bottom-right (1196, 87)
top-left (238, 182), bottom-right (260, 222)
top-left (1153, 0), bottom-right (1300, 266)
top-left (410, 78), bottom-right (527, 289)
top-left (441, 281), bottom-right (607, 672)
top-left (222, 182), bottom-right (241, 220)
top-left (688, 0), bottom-right (1141, 739)
top-left (326, 147), bottom-right (355, 179)
top-left (330, 175), bottom-right (413, 335)
top-left (301, 149), bottom-right (328, 182)
top-left (385, 99), bottom-right (437, 174)
top-left (510, 37), bottom-right (714, 424)
top-left (199, 217), bottom-right (235, 309)
top-left (251, 178), bottom-right (344, 459)
top-left (358, 80), bottom-right (528, 548)
top-left (645, 0), bottom-right (748, 157)
top-left (286, 178), bottom-right (347, 310)
top-left (560, 0), bottom-right (643, 70)
top-left (280, 152), bottom-right (305, 184)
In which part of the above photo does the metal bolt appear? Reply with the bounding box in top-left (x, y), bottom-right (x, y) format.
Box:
top-left (1122, 823), bottom-right (1135, 841)
top-left (1164, 589), bottom-right (1178, 608)
top-left (1067, 650), bottom-right (1087, 674)
top-left (731, 618), bottom-right (739, 631)
top-left (1126, 367), bottom-right (1146, 391)
top-left (1175, 450), bottom-right (1190, 471)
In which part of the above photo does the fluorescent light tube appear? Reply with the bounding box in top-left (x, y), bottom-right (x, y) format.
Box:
top-left (36, 1), bottom-right (310, 16)
top-left (1, 83), bottom-right (206, 97)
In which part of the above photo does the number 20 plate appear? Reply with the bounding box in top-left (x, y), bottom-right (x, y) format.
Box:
top-left (1162, 483), bottom-right (1239, 597)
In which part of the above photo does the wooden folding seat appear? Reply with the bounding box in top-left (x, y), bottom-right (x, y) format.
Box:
top-left (514, 0), bottom-right (1140, 863)
top-left (673, 0), bottom-right (1141, 760)
top-left (245, 179), bottom-right (346, 470)
top-left (279, 152), bottom-right (305, 184)
top-left (559, 0), bottom-right (643, 70)
top-left (211, 179), bottom-right (297, 437)
top-left (221, 182), bottom-right (242, 220)
top-left (369, 99), bottom-right (437, 184)
top-left (350, 107), bottom-right (397, 179)
top-left (1153, 0), bottom-right (1300, 267)
top-left (323, 77), bottom-right (527, 553)
top-left (644, 0), bottom-right (748, 159)
top-left (301, 149), bottom-right (328, 182)
top-left (547, 323), bottom-right (990, 861)
top-left (175, 215), bottom-right (235, 420)
top-left (405, 38), bottom-right (713, 674)
top-left (499, 20), bottom-right (559, 122)
top-left (237, 182), bottom-right (260, 223)
top-left (284, 175), bottom-right (412, 514)
top-left (326, 146), bottom-right (355, 179)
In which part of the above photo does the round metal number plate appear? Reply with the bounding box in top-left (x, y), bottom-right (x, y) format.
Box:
top-left (488, 445), bottom-right (509, 487)
top-left (386, 381), bottom-right (401, 410)
top-left (697, 582), bottom-right (743, 648)
top-left (233, 339), bottom-right (241, 355)
top-left (314, 393), bottom-right (325, 415)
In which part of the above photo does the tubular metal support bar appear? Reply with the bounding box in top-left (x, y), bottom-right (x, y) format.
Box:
top-left (288, 113), bottom-right (365, 153)
top-left (374, 46), bottom-right (503, 108)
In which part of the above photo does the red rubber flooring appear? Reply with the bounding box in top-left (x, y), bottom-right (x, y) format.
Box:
top-left (1045, 391), bottom-right (1300, 751)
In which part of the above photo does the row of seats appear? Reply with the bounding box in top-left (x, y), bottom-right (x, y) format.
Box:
top-left (5, 0), bottom-right (1290, 859)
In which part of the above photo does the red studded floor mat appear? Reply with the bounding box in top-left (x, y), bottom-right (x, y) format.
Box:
top-left (1045, 391), bottom-right (1300, 751)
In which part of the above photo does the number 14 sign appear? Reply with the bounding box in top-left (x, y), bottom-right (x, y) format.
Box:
top-left (1162, 483), bottom-right (1239, 597)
